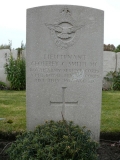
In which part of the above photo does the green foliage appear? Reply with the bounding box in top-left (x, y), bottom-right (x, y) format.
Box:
top-left (104, 70), bottom-right (120, 90)
top-left (7, 120), bottom-right (98, 160)
top-left (104, 44), bottom-right (120, 52)
top-left (4, 55), bottom-right (26, 90)
top-left (7, 119), bottom-right (13, 124)
top-left (0, 81), bottom-right (7, 90)
top-left (114, 45), bottom-right (120, 53)
top-left (0, 40), bottom-right (12, 50)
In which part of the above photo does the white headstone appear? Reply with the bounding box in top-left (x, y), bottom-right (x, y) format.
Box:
top-left (0, 49), bottom-right (10, 84)
top-left (11, 50), bottom-right (18, 59)
top-left (103, 51), bottom-right (116, 77)
top-left (117, 52), bottom-right (120, 71)
top-left (103, 51), bottom-right (116, 89)
top-left (22, 50), bottom-right (26, 59)
top-left (26, 5), bottom-right (104, 141)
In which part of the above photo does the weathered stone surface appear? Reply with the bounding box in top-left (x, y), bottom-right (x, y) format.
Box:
top-left (0, 49), bottom-right (19, 86)
top-left (22, 50), bottom-right (26, 59)
top-left (103, 51), bottom-right (116, 77)
top-left (26, 5), bottom-right (104, 141)
top-left (117, 52), bottom-right (120, 71)
top-left (103, 51), bottom-right (116, 89)
top-left (0, 49), bottom-right (10, 84)
top-left (11, 50), bottom-right (18, 59)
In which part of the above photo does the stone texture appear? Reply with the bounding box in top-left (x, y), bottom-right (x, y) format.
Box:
top-left (11, 50), bottom-right (18, 59)
top-left (22, 50), bottom-right (26, 59)
top-left (117, 52), bottom-right (120, 71)
top-left (26, 5), bottom-right (104, 141)
top-left (103, 51), bottom-right (116, 77)
top-left (0, 49), bottom-right (19, 86)
top-left (103, 51), bottom-right (116, 89)
top-left (0, 49), bottom-right (10, 84)
top-left (0, 50), bottom-right (117, 87)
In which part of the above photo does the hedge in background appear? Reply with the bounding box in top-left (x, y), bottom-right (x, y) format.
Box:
top-left (7, 120), bottom-right (98, 160)
top-left (0, 81), bottom-right (8, 90)
top-left (104, 70), bottom-right (120, 90)
top-left (4, 55), bottom-right (26, 90)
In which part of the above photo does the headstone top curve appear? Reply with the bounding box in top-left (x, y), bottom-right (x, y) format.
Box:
top-left (27, 5), bottom-right (104, 13)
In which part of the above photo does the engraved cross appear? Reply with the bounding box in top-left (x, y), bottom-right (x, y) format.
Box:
top-left (50, 87), bottom-right (78, 117)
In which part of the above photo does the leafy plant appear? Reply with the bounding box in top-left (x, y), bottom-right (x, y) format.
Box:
top-left (4, 54), bottom-right (26, 90)
top-left (0, 81), bottom-right (7, 90)
top-left (104, 70), bottom-right (120, 90)
top-left (115, 45), bottom-right (120, 53)
top-left (7, 120), bottom-right (98, 160)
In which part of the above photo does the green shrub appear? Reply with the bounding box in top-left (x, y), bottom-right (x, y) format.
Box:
top-left (7, 120), bottom-right (98, 160)
top-left (0, 81), bottom-right (7, 90)
top-left (114, 44), bottom-right (120, 53)
top-left (104, 70), bottom-right (120, 90)
top-left (4, 54), bottom-right (26, 90)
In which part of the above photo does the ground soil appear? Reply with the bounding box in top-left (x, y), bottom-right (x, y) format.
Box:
top-left (0, 139), bottom-right (120, 160)
top-left (97, 140), bottom-right (120, 160)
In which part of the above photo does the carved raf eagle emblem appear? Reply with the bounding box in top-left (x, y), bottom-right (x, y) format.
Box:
top-left (45, 7), bottom-right (84, 49)
top-left (45, 23), bottom-right (83, 40)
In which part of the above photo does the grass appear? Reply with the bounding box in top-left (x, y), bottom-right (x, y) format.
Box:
top-left (101, 91), bottom-right (120, 133)
top-left (0, 90), bottom-right (120, 135)
top-left (0, 90), bottom-right (26, 134)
